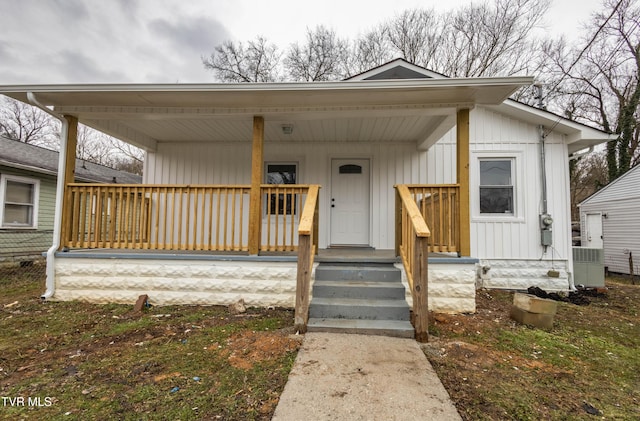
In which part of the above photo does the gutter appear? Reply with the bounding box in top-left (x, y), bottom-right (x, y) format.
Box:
top-left (26, 92), bottom-right (68, 300)
top-left (569, 146), bottom-right (594, 161)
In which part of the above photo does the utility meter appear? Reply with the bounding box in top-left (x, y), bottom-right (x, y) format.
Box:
top-left (540, 214), bottom-right (553, 246)
top-left (540, 214), bottom-right (553, 227)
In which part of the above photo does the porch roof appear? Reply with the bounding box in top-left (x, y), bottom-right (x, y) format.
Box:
top-left (1, 77), bottom-right (532, 152)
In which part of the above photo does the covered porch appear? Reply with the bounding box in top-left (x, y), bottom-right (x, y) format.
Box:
top-left (1, 74), bottom-right (531, 341)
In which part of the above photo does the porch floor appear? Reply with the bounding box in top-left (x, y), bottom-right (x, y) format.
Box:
top-left (56, 248), bottom-right (472, 263)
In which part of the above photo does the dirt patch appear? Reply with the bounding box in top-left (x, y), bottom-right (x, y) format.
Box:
top-left (425, 282), bottom-right (640, 420)
top-left (226, 330), bottom-right (302, 370)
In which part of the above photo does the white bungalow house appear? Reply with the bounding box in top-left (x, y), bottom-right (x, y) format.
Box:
top-left (0, 59), bottom-right (612, 340)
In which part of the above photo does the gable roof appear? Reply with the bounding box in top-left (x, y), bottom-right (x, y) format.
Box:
top-left (346, 58), bottom-right (448, 80)
top-left (579, 164), bottom-right (640, 206)
top-left (346, 58), bottom-right (613, 153)
top-left (0, 136), bottom-right (142, 184)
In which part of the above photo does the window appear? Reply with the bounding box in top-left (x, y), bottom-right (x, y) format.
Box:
top-left (0, 175), bottom-right (40, 228)
top-left (479, 159), bottom-right (514, 214)
top-left (265, 163), bottom-right (297, 215)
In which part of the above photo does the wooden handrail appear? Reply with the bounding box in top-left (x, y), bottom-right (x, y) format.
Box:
top-left (62, 183), bottom-right (317, 253)
top-left (298, 185), bottom-right (319, 235)
top-left (396, 185), bottom-right (430, 237)
top-left (407, 185), bottom-right (460, 253)
top-left (395, 184), bottom-right (431, 343)
top-left (294, 185), bottom-right (320, 333)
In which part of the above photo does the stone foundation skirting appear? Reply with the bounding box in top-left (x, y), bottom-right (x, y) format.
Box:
top-left (397, 263), bottom-right (477, 314)
top-left (54, 258), bottom-right (304, 307)
top-left (477, 259), bottom-right (570, 291)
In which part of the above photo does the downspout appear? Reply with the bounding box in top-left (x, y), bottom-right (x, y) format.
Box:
top-left (27, 92), bottom-right (69, 300)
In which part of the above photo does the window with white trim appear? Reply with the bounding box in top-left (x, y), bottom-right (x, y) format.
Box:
top-left (265, 163), bottom-right (297, 215)
top-left (479, 159), bottom-right (514, 215)
top-left (0, 175), bottom-right (40, 229)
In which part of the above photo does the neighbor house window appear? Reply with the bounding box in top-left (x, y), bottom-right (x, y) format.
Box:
top-left (265, 163), bottom-right (297, 215)
top-left (0, 175), bottom-right (40, 228)
top-left (479, 159), bottom-right (514, 214)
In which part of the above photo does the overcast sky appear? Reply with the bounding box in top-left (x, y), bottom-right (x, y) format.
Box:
top-left (0, 0), bottom-right (601, 85)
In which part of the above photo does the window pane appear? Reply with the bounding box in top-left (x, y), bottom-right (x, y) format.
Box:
top-left (480, 187), bottom-right (513, 214)
top-left (480, 161), bottom-right (511, 186)
top-left (265, 164), bottom-right (297, 215)
top-left (339, 164), bottom-right (362, 174)
top-left (6, 181), bottom-right (34, 204)
top-left (3, 204), bottom-right (33, 226)
top-left (266, 164), bottom-right (296, 184)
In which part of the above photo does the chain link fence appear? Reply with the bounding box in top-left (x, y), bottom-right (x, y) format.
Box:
top-left (0, 230), bottom-right (50, 281)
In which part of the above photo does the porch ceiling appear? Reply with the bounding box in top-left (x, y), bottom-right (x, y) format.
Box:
top-left (1, 77), bottom-right (533, 151)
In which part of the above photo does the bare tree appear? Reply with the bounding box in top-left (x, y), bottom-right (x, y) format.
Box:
top-left (440, 0), bottom-right (549, 77)
top-left (0, 96), bottom-right (58, 146)
top-left (202, 36), bottom-right (282, 82)
top-left (570, 152), bottom-right (609, 220)
top-left (76, 124), bottom-right (145, 175)
top-left (285, 26), bottom-right (350, 81)
top-left (385, 9), bottom-right (444, 69)
top-left (348, 25), bottom-right (394, 76)
top-left (542, 0), bottom-right (640, 181)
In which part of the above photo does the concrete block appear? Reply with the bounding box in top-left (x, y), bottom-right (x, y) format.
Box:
top-left (513, 293), bottom-right (558, 315)
top-left (510, 306), bottom-right (554, 329)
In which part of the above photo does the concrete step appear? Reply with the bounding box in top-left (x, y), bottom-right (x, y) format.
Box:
top-left (309, 298), bottom-right (410, 321)
top-left (315, 264), bottom-right (401, 282)
top-left (307, 318), bottom-right (415, 338)
top-left (312, 280), bottom-right (406, 300)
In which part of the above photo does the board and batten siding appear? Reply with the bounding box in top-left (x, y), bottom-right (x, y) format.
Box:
top-left (468, 107), bottom-right (571, 262)
top-left (579, 166), bottom-right (640, 275)
top-left (144, 105), bottom-right (572, 264)
top-left (0, 166), bottom-right (56, 262)
top-left (145, 140), bottom-right (453, 249)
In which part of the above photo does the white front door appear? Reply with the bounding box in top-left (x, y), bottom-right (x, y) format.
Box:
top-left (585, 213), bottom-right (603, 248)
top-left (330, 159), bottom-right (370, 246)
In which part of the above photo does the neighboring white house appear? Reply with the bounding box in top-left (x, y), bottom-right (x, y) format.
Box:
top-left (0, 59), bottom-right (613, 320)
top-left (579, 164), bottom-right (640, 275)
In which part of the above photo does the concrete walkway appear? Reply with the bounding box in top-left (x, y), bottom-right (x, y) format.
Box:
top-left (272, 333), bottom-right (462, 421)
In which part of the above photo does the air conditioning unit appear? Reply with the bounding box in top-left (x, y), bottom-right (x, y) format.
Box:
top-left (573, 247), bottom-right (604, 288)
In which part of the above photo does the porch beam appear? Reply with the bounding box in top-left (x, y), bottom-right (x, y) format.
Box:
top-left (60, 115), bottom-right (78, 247)
top-left (456, 108), bottom-right (471, 257)
top-left (248, 116), bottom-right (264, 255)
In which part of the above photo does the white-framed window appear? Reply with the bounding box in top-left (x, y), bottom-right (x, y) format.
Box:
top-left (479, 159), bottom-right (514, 214)
top-left (472, 153), bottom-right (523, 221)
top-left (264, 162), bottom-right (298, 215)
top-left (0, 174), bottom-right (40, 229)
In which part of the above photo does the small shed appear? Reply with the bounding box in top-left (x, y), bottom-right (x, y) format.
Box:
top-left (579, 164), bottom-right (640, 275)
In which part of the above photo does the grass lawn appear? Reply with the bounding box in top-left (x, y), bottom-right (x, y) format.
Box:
top-left (3, 263), bottom-right (639, 420)
top-left (0, 265), bottom-right (300, 420)
top-left (425, 275), bottom-right (640, 420)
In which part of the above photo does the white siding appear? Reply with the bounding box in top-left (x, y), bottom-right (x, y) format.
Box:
top-left (580, 165), bottom-right (640, 205)
top-left (469, 107), bottom-right (571, 262)
top-left (579, 166), bottom-right (640, 274)
top-left (144, 105), bottom-right (573, 265)
top-left (146, 141), bottom-right (432, 249)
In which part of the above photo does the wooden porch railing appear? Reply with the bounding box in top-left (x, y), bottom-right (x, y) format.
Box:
top-left (395, 184), bottom-right (430, 342)
top-left (406, 185), bottom-right (459, 253)
top-left (294, 185), bottom-right (320, 333)
top-left (62, 183), bottom-right (317, 252)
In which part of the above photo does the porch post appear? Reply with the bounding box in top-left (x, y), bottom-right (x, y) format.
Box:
top-left (60, 115), bottom-right (78, 247)
top-left (457, 108), bottom-right (471, 257)
top-left (248, 116), bottom-right (264, 255)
